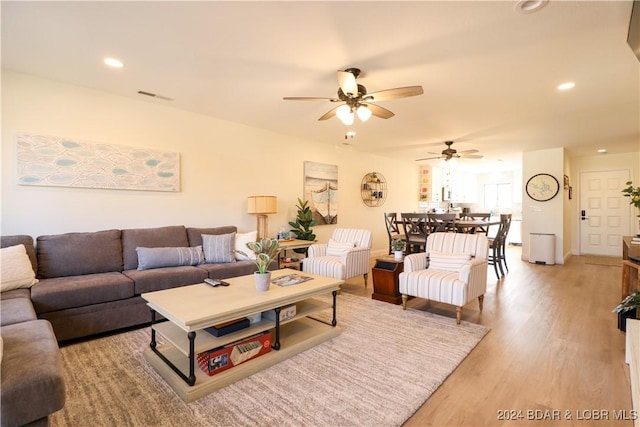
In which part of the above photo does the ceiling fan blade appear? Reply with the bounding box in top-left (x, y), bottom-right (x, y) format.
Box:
top-left (363, 86), bottom-right (424, 102)
top-left (318, 105), bottom-right (341, 121)
top-left (460, 154), bottom-right (484, 159)
top-left (458, 149), bottom-right (479, 154)
top-left (367, 103), bottom-right (395, 119)
top-left (337, 70), bottom-right (358, 97)
top-left (415, 156), bottom-right (442, 161)
top-left (283, 96), bottom-right (340, 102)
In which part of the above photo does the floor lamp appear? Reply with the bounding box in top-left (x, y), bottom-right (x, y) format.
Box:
top-left (247, 196), bottom-right (277, 240)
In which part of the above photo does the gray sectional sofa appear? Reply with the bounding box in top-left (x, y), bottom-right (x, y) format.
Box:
top-left (0, 225), bottom-right (273, 426)
top-left (1, 235), bottom-right (66, 427)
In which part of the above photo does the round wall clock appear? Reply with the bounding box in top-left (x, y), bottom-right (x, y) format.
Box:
top-left (526, 173), bottom-right (560, 202)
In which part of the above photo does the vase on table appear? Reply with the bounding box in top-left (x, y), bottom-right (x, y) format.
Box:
top-left (254, 271), bottom-right (271, 292)
top-left (394, 250), bottom-right (403, 260)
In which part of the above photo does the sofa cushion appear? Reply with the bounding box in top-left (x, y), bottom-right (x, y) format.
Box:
top-left (37, 229), bottom-right (123, 278)
top-left (196, 259), bottom-right (268, 279)
top-left (30, 272), bottom-right (134, 314)
top-left (326, 239), bottom-right (355, 257)
top-left (0, 288), bottom-right (31, 300)
top-left (122, 226), bottom-right (189, 271)
top-left (136, 246), bottom-right (204, 270)
top-left (202, 233), bottom-right (236, 263)
top-left (186, 226), bottom-right (237, 247)
top-left (1, 235), bottom-right (37, 273)
top-left (123, 266), bottom-right (208, 294)
top-left (0, 297), bottom-right (37, 326)
top-left (1, 244), bottom-right (39, 292)
top-left (235, 230), bottom-right (257, 260)
top-left (428, 251), bottom-right (471, 272)
top-left (1, 320), bottom-right (66, 427)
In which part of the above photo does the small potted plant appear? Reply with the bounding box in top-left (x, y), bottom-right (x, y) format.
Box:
top-left (237, 238), bottom-right (280, 291)
top-left (289, 198), bottom-right (318, 255)
top-left (391, 238), bottom-right (406, 260)
top-left (613, 289), bottom-right (640, 332)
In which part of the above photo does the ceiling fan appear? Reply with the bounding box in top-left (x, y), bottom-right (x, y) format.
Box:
top-left (283, 68), bottom-right (423, 125)
top-left (415, 141), bottom-right (483, 162)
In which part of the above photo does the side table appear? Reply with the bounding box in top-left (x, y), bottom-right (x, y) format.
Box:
top-left (277, 239), bottom-right (315, 270)
top-left (371, 256), bottom-right (404, 305)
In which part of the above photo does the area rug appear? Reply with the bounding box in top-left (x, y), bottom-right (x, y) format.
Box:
top-left (50, 293), bottom-right (489, 427)
top-left (584, 255), bottom-right (622, 267)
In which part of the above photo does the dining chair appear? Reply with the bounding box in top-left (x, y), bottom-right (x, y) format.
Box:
top-left (462, 212), bottom-right (491, 234)
top-left (487, 214), bottom-right (511, 278)
top-left (427, 213), bottom-right (457, 233)
top-left (401, 213), bottom-right (429, 254)
top-left (384, 212), bottom-right (405, 254)
top-left (498, 214), bottom-right (512, 273)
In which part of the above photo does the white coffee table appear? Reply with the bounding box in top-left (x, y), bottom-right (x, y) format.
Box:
top-left (141, 269), bottom-right (342, 402)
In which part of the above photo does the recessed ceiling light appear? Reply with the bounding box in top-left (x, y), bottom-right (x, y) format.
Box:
top-left (557, 82), bottom-right (575, 91)
top-left (597, 148), bottom-right (607, 153)
top-left (515, 0), bottom-right (549, 14)
top-left (103, 57), bottom-right (124, 68)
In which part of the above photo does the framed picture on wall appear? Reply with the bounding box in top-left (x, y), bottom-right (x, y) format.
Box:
top-left (303, 161), bottom-right (338, 225)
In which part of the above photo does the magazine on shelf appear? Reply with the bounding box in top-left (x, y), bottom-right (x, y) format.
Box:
top-left (271, 273), bottom-right (313, 287)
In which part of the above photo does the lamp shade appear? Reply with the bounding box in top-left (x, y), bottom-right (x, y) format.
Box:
top-left (247, 196), bottom-right (277, 214)
top-left (356, 105), bottom-right (372, 122)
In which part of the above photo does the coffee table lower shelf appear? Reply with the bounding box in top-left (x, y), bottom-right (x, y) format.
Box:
top-left (143, 317), bottom-right (341, 402)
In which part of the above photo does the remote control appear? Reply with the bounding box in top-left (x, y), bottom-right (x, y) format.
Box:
top-left (204, 278), bottom-right (221, 286)
top-left (204, 278), bottom-right (230, 287)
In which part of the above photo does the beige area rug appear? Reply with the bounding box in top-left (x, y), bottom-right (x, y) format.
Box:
top-left (584, 255), bottom-right (623, 267)
top-left (51, 293), bottom-right (489, 427)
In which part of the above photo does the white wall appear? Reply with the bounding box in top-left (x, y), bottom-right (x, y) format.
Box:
top-left (522, 147), bottom-right (565, 264)
top-left (1, 71), bottom-right (421, 256)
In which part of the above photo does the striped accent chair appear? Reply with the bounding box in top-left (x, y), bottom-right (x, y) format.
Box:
top-left (398, 232), bottom-right (488, 325)
top-left (302, 228), bottom-right (372, 287)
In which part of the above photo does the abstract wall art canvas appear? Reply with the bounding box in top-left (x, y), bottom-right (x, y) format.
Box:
top-left (16, 133), bottom-right (180, 192)
top-left (303, 161), bottom-right (338, 225)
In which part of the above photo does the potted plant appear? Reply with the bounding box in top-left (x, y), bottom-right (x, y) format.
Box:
top-left (613, 289), bottom-right (640, 332)
top-left (289, 198), bottom-right (318, 254)
top-left (237, 238), bottom-right (280, 291)
top-left (391, 238), bottom-right (406, 260)
top-left (622, 181), bottom-right (640, 235)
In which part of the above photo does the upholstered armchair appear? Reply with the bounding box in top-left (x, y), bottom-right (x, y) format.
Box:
top-left (398, 232), bottom-right (488, 324)
top-left (302, 228), bottom-right (372, 287)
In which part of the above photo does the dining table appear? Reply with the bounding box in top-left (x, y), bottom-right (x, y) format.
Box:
top-left (454, 218), bottom-right (502, 234)
top-left (395, 215), bottom-right (501, 234)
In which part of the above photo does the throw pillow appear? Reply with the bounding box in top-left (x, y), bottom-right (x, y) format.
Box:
top-left (202, 232), bottom-right (236, 263)
top-left (326, 239), bottom-right (355, 257)
top-left (1, 244), bottom-right (38, 292)
top-left (136, 246), bottom-right (205, 271)
top-left (235, 230), bottom-right (258, 261)
top-left (428, 251), bottom-right (471, 272)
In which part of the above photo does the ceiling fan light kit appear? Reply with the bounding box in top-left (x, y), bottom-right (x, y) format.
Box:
top-left (284, 67), bottom-right (423, 125)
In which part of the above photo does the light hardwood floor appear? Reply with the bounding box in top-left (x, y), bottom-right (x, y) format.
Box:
top-left (340, 246), bottom-right (634, 426)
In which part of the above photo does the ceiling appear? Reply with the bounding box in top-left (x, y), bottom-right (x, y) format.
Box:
top-left (2, 1), bottom-right (639, 173)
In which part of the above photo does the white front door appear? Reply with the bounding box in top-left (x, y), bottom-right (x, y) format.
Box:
top-left (579, 169), bottom-right (632, 256)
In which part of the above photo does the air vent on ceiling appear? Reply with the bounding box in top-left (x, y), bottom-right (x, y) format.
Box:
top-left (137, 90), bottom-right (173, 101)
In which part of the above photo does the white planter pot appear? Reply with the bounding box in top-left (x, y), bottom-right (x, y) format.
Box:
top-left (254, 271), bottom-right (271, 291)
top-left (394, 251), bottom-right (403, 260)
